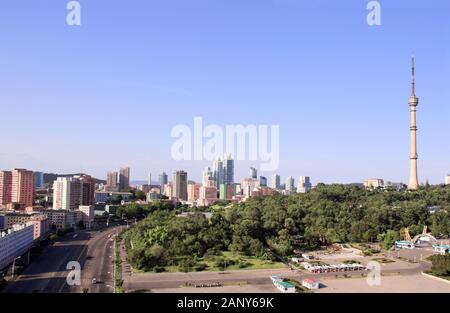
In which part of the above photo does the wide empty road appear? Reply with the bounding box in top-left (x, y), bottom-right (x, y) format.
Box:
top-left (124, 258), bottom-right (431, 292)
top-left (3, 226), bottom-right (121, 293)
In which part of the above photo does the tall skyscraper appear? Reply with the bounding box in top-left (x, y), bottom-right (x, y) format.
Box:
top-left (173, 170), bottom-right (188, 201)
top-left (285, 176), bottom-right (295, 193)
top-left (34, 172), bottom-right (44, 189)
top-left (119, 167), bottom-right (130, 191)
top-left (213, 158), bottom-right (224, 188)
top-left (223, 154), bottom-right (234, 185)
top-left (250, 167), bottom-right (257, 179)
top-left (53, 177), bottom-right (79, 210)
top-left (408, 57), bottom-right (419, 191)
top-left (159, 172), bottom-right (168, 193)
top-left (259, 176), bottom-right (267, 187)
top-left (106, 171), bottom-right (118, 191)
top-left (0, 171), bottom-right (12, 206)
top-left (148, 172), bottom-right (152, 185)
top-left (271, 174), bottom-right (280, 189)
top-left (11, 169), bottom-right (35, 208)
top-left (445, 175), bottom-right (450, 186)
top-left (297, 176), bottom-right (312, 193)
top-left (77, 175), bottom-right (95, 206)
top-left (202, 167), bottom-right (214, 187)
top-left (211, 154), bottom-right (234, 188)
top-left (53, 175), bottom-right (95, 210)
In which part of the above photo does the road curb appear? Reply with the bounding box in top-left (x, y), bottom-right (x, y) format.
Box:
top-left (421, 272), bottom-right (450, 284)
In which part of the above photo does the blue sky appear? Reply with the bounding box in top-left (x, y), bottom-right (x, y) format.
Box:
top-left (0, 0), bottom-right (449, 184)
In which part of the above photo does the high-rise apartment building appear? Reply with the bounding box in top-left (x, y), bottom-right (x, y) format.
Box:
top-left (223, 154), bottom-right (234, 185)
top-left (213, 158), bottom-right (224, 188)
top-left (106, 171), bottom-right (118, 191)
top-left (0, 171), bottom-right (12, 206)
top-left (202, 167), bottom-right (214, 187)
top-left (259, 176), bottom-right (267, 187)
top-left (187, 182), bottom-right (200, 203)
top-left (250, 167), bottom-right (258, 179)
top-left (159, 172), bottom-right (168, 193)
top-left (53, 177), bottom-right (80, 210)
top-left (34, 172), bottom-right (44, 189)
top-left (297, 176), bottom-right (312, 193)
top-left (446, 175), bottom-right (450, 186)
top-left (211, 155), bottom-right (234, 188)
top-left (78, 175), bottom-right (95, 206)
top-left (285, 176), bottom-right (295, 193)
top-left (173, 170), bottom-right (188, 201)
top-left (271, 174), bottom-right (280, 189)
top-left (163, 183), bottom-right (173, 198)
top-left (11, 169), bottom-right (35, 208)
top-left (53, 175), bottom-right (95, 210)
top-left (119, 167), bottom-right (130, 191)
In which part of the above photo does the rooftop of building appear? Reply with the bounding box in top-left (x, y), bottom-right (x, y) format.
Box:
top-left (277, 281), bottom-right (295, 288)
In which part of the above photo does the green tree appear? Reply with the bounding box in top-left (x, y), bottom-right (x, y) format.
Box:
top-left (378, 230), bottom-right (400, 250)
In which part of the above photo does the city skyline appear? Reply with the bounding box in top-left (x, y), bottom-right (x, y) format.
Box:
top-left (1, 1), bottom-right (449, 184)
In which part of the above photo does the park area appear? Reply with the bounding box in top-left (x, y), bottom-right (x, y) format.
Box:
top-left (132, 251), bottom-right (286, 273)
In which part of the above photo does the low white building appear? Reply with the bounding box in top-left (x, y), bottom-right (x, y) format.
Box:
top-left (302, 253), bottom-right (315, 260)
top-left (270, 275), bottom-right (283, 283)
top-left (433, 244), bottom-right (450, 255)
top-left (302, 278), bottom-right (320, 290)
top-left (0, 223), bottom-right (34, 270)
top-left (43, 209), bottom-right (80, 230)
top-left (275, 281), bottom-right (296, 293)
top-left (364, 178), bottom-right (385, 189)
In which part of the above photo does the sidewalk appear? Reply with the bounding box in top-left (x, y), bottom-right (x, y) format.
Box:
top-left (120, 239), bottom-right (132, 291)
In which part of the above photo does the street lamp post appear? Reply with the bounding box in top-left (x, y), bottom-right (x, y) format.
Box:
top-left (11, 256), bottom-right (22, 279)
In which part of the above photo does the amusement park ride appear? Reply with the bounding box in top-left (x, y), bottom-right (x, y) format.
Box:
top-left (395, 226), bottom-right (450, 254)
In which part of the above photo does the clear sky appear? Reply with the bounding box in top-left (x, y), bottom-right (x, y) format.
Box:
top-left (0, 0), bottom-right (449, 184)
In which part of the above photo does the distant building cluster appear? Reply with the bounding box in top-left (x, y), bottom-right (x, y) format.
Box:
top-left (137, 156), bottom-right (313, 207)
top-left (363, 178), bottom-right (407, 191)
top-left (104, 167), bottom-right (130, 192)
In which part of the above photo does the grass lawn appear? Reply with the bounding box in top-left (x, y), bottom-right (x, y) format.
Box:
top-left (138, 251), bottom-right (287, 273)
top-left (217, 251), bottom-right (286, 271)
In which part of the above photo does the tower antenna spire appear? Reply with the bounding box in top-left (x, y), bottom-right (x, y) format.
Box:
top-left (411, 55), bottom-right (416, 96)
top-left (408, 55), bottom-right (419, 191)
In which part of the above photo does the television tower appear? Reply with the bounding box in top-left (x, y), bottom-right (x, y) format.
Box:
top-left (408, 56), bottom-right (419, 190)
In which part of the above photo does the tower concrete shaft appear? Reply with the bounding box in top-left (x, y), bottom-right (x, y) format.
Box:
top-left (408, 57), bottom-right (419, 190)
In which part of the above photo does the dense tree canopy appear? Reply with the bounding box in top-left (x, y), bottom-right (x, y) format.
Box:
top-left (124, 185), bottom-right (450, 271)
